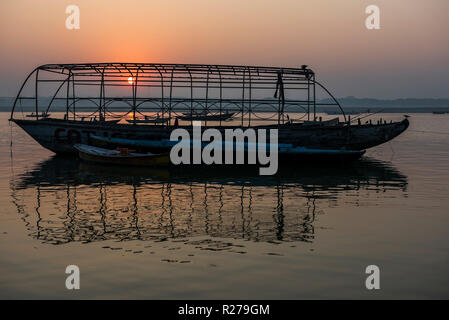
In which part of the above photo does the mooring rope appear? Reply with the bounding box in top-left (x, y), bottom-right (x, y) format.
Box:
top-left (9, 121), bottom-right (13, 147)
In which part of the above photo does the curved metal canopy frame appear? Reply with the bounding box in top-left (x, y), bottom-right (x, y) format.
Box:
top-left (10, 62), bottom-right (346, 125)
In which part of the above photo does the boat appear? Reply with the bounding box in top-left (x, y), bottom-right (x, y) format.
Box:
top-left (9, 63), bottom-right (409, 156)
top-left (81, 117), bottom-right (121, 124)
top-left (25, 112), bottom-right (50, 119)
top-left (432, 111), bottom-right (447, 114)
top-left (325, 110), bottom-right (360, 115)
top-left (127, 115), bottom-right (170, 124)
top-left (177, 111), bottom-right (235, 121)
top-left (90, 134), bottom-right (177, 154)
top-left (74, 144), bottom-right (169, 166)
top-left (89, 134), bottom-right (365, 160)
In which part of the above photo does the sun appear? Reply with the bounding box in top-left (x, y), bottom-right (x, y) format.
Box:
top-left (127, 77), bottom-right (134, 85)
top-left (126, 111), bottom-right (135, 120)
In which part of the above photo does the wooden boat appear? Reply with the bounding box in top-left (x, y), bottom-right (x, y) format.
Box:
top-left (10, 63), bottom-right (409, 156)
top-left (84, 118), bottom-right (121, 124)
top-left (74, 144), bottom-right (169, 166)
top-left (91, 134), bottom-right (175, 148)
top-left (90, 134), bottom-right (365, 160)
top-left (177, 111), bottom-right (235, 121)
top-left (127, 115), bottom-right (170, 124)
top-left (25, 112), bottom-right (50, 119)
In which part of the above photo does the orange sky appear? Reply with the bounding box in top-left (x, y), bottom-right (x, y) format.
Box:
top-left (0, 0), bottom-right (448, 98)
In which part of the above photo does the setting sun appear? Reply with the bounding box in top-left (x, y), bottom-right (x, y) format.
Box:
top-left (128, 77), bottom-right (134, 84)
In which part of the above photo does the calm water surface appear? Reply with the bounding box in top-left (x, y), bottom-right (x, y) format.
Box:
top-left (0, 113), bottom-right (448, 299)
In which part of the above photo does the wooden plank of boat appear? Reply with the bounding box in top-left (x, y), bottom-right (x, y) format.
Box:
top-left (74, 144), bottom-right (169, 166)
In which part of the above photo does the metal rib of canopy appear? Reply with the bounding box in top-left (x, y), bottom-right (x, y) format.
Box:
top-left (11, 63), bottom-right (346, 125)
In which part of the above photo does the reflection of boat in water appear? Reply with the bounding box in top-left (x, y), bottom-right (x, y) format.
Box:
top-left (74, 144), bottom-right (169, 166)
top-left (10, 156), bottom-right (407, 246)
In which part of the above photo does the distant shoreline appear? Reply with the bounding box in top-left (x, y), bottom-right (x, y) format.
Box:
top-left (2, 96), bottom-right (449, 114)
top-left (2, 108), bottom-right (449, 114)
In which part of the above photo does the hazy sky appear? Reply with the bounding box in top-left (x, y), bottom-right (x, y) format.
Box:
top-left (0, 0), bottom-right (448, 98)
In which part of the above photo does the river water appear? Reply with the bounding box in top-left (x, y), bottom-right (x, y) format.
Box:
top-left (0, 113), bottom-right (448, 299)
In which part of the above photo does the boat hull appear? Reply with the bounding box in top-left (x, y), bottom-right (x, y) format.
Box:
top-left (10, 118), bottom-right (409, 155)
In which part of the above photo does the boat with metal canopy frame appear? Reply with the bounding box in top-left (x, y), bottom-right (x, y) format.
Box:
top-left (9, 62), bottom-right (409, 155)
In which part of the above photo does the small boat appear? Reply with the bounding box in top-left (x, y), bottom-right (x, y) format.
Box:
top-left (25, 112), bottom-right (50, 119)
top-left (177, 111), bottom-right (235, 121)
top-left (74, 144), bottom-right (169, 166)
top-left (432, 111), bottom-right (446, 115)
top-left (77, 116), bottom-right (121, 124)
top-left (127, 115), bottom-right (170, 124)
top-left (89, 134), bottom-right (175, 154)
top-left (89, 134), bottom-right (365, 160)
